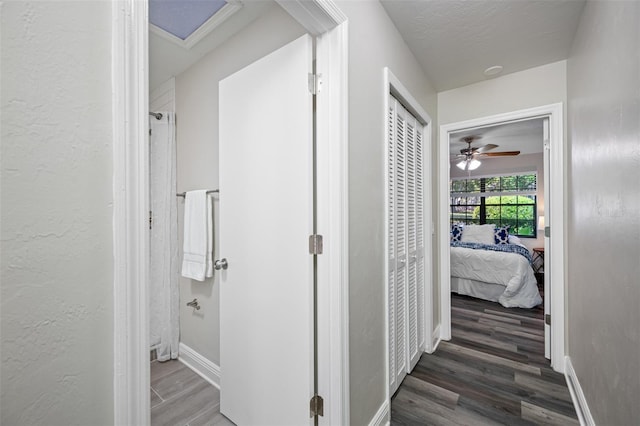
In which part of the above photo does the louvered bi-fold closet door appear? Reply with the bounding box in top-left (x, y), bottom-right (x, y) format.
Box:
top-left (388, 95), bottom-right (426, 395)
top-left (388, 95), bottom-right (407, 395)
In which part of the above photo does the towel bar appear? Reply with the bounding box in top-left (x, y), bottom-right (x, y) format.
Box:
top-left (176, 190), bottom-right (219, 198)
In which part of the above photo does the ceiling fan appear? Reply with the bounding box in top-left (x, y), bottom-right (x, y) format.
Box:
top-left (453, 136), bottom-right (520, 171)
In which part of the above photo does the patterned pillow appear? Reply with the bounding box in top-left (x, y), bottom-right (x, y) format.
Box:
top-left (494, 226), bottom-right (510, 245)
top-left (451, 223), bottom-right (464, 242)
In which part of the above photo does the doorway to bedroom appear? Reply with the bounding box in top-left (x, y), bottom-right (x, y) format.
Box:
top-left (447, 117), bottom-right (548, 351)
top-left (438, 104), bottom-right (566, 374)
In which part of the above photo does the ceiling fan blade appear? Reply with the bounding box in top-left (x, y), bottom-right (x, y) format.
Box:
top-left (478, 151), bottom-right (521, 157)
top-left (475, 143), bottom-right (498, 153)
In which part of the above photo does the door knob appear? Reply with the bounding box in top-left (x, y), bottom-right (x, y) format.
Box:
top-left (214, 258), bottom-right (228, 270)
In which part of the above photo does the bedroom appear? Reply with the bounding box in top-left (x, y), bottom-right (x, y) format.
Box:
top-left (448, 118), bottom-right (546, 310)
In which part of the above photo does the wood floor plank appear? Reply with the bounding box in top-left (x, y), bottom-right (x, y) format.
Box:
top-left (151, 379), bottom-right (219, 426)
top-left (150, 387), bottom-right (163, 409)
top-left (484, 308), bottom-right (545, 325)
top-left (391, 294), bottom-right (578, 425)
top-left (150, 360), bottom-right (221, 426)
top-left (151, 359), bottom-right (188, 382)
top-left (440, 340), bottom-right (541, 375)
top-left (152, 363), bottom-right (208, 401)
top-left (452, 328), bottom-right (520, 353)
top-left (495, 326), bottom-right (546, 342)
top-left (515, 372), bottom-right (574, 403)
top-left (400, 375), bottom-right (460, 409)
top-left (188, 406), bottom-right (234, 426)
top-left (480, 312), bottom-right (522, 325)
top-left (521, 401), bottom-right (580, 425)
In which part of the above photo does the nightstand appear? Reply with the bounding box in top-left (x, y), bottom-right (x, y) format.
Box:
top-left (532, 247), bottom-right (544, 273)
top-left (532, 247), bottom-right (544, 287)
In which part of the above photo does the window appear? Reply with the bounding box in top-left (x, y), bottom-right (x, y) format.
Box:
top-left (450, 172), bottom-right (537, 237)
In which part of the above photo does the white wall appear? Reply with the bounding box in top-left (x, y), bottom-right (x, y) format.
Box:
top-left (175, 4), bottom-right (306, 365)
top-left (450, 153), bottom-right (545, 251)
top-left (1, 2), bottom-right (114, 425)
top-left (438, 60), bottom-right (567, 126)
top-left (335, 1), bottom-right (438, 424)
top-left (566, 1), bottom-right (640, 423)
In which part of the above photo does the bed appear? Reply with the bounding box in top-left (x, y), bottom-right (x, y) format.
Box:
top-left (450, 224), bottom-right (542, 308)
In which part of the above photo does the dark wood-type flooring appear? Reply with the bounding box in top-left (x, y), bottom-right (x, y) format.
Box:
top-left (151, 360), bottom-right (235, 426)
top-left (391, 293), bottom-right (579, 425)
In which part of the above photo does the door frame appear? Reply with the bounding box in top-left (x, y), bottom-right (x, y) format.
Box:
top-left (437, 103), bottom-right (566, 373)
top-left (112, 2), bottom-right (350, 425)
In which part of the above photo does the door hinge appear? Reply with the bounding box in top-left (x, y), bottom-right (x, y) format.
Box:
top-left (545, 314), bottom-right (551, 325)
top-left (149, 210), bottom-right (153, 230)
top-left (310, 394), bottom-right (324, 418)
top-left (309, 234), bottom-right (323, 255)
top-left (545, 226), bottom-right (550, 238)
top-left (308, 73), bottom-right (322, 95)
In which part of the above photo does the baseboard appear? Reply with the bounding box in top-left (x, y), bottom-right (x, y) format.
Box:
top-left (564, 356), bottom-right (595, 426)
top-left (178, 342), bottom-right (221, 389)
top-left (428, 325), bottom-right (442, 354)
top-left (368, 399), bottom-right (390, 426)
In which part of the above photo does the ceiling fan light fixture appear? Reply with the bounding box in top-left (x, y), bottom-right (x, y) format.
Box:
top-left (468, 159), bottom-right (482, 170)
top-left (456, 158), bottom-right (482, 171)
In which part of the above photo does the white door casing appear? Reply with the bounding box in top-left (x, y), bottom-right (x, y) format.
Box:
top-left (113, 1), bottom-right (348, 424)
top-left (543, 117), bottom-right (551, 359)
top-left (219, 34), bottom-right (313, 426)
top-left (438, 103), bottom-right (565, 373)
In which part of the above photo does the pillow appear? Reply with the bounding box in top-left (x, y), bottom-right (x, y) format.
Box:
top-left (450, 223), bottom-right (464, 242)
top-left (508, 235), bottom-right (524, 246)
top-left (494, 226), bottom-right (510, 245)
top-left (460, 224), bottom-right (495, 245)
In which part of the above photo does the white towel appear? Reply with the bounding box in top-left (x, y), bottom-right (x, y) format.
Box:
top-left (181, 190), bottom-right (213, 281)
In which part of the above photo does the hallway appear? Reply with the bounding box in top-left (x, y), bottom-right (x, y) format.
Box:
top-left (391, 294), bottom-right (578, 425)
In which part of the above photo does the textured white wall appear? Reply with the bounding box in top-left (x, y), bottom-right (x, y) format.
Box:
top-left (1, 2), bottom-right (114, 425)
top-left (175, 4), bottom-right (306, 365)
top-left (438, 60), bottom-right (567, 126)
top-left (567, 1), bottom-right (640, 423)
top-left (335, 2), bottom-right (438, 424)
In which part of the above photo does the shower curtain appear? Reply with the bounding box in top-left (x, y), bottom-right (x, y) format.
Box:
top-left (149, 112), bottom-right (179, 361)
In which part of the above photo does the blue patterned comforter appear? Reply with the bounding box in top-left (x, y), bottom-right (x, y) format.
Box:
top-left (450, 241), bottom-right (532, 265)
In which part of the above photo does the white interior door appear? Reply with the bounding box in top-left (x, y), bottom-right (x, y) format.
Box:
top-left (543, 117), bottom-right (551, 359)
top-left (219, 34), bottom-right (313, 426)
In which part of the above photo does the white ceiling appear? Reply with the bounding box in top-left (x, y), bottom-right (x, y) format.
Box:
top-left (380, 0), bottom-right (586, 91)
top-left (449, 118), bottom-right (544, 156)
top-left (151, 1), bottom-right (586, 91)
